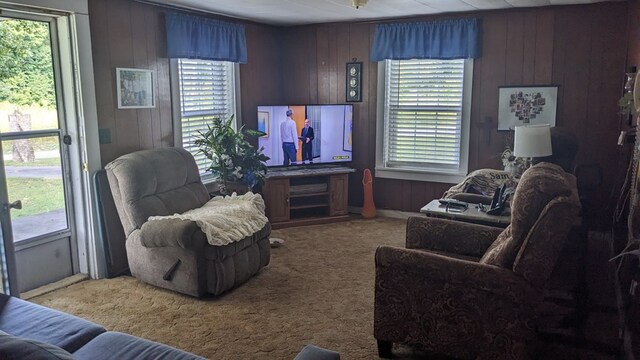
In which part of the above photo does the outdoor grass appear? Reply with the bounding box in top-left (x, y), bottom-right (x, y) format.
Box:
top-left (6, 178), bottom-right (65, 218)
top-left (4, 157), bottom-right (60, 167)
top-left (0, 102), bottom-right (58, 133)
top-left (2, 136), bottom-right (60, 153)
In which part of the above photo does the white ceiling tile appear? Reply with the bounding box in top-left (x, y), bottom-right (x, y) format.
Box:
top-left (550, 0), bottom-right (622, 3)
top-left (458, 0), bottom-right (513, 10)
top-left (549, 0), bottom-right (588, 3)
top-left (415, 0), bottom-right (477, 11)
top-left (154, 0), bottom-right (621, 26)
top-left (505, 0), bottom-right (551, 7)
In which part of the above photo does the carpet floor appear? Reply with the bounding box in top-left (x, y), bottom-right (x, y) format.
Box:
top-left (30, 217), bottom-right (618, 359)
top-left (31, 217), bottom-right (407, 359)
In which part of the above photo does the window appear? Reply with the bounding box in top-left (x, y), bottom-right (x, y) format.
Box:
top-left (376, 58), bottom-right (472, 183)
top-left (173, 59), bottom-right (237, 176)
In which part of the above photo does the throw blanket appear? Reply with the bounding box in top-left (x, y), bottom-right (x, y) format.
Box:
top-left (148, 192), bottom-right (269, 246)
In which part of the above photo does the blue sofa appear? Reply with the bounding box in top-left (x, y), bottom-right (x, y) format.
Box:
top-left (0, 294), bottom-right (203, 359)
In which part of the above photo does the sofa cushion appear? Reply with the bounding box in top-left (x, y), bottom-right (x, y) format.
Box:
top-left (480, 162), bottom-right (577, 268)
top-left (0, 330), bottom-right (74, 360)
top-left (73, 331), bottom-right (204, 360)
top-left (0, 295), bottom-right (105, 353)
top-left (106, 148), bottom-right (210, 236)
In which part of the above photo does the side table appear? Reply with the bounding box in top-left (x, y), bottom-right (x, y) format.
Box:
top-left (420, 199), bottom-right (511, 228)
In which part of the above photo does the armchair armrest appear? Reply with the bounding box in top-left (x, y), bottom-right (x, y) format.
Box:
top-left (139, 218), bottom-right (206, 249)
top-left (375, 246), bottom-right (540, 304)
top-left (406, 216), bottom-right (503, 258)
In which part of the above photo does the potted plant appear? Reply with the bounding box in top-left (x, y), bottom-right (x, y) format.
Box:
top-left (195, 115), bottom-right (270, 195)
top-left (619, 92), bottom-right (637, 116)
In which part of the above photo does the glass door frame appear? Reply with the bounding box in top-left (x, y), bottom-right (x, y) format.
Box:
top-left (0, 9), bottom-right (80, 282)
top-left (0, 140), bottom-right (18, 295)
top-left (1, 0), bottom-right (107, 281)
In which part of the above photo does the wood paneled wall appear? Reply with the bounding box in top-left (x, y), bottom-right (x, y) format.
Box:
top-left (281, 3), bottom-right (628, 217)
top-left (89, 0), bottom-right (170, 165)
top-left (89, 0), bottom-right (629, 223)
top-left (88, 0), bottom-right (283, 166)
top-left (240, 24), bottom-right (283, 140)
top-left (628, 0), bottom-right (640, 68)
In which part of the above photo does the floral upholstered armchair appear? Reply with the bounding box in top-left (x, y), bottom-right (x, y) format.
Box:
top-left (374, 162), bottom-right (581, 359)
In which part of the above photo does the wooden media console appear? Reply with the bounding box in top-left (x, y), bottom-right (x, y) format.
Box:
top-left (262, 167), bottom-right (355, 229)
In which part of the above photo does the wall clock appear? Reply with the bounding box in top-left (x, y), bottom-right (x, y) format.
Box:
top-left (346, 61), bottom-right (362, 102)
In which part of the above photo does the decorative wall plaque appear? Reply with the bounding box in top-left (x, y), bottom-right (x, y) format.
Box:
top-left (346, 61), bottom-right (362, 102)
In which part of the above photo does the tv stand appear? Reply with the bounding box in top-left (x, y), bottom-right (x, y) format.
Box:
top-left (263, 166), bottom-right (356, 229)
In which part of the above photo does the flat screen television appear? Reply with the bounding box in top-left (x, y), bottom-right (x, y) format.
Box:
top-left (257, 104), bottom-right (353, 167)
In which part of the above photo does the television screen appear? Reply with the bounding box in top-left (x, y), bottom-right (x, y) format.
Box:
top-left (257, 105), bottom-right (353, 167)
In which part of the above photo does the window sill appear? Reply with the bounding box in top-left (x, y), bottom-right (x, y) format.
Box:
top-left (200, 174), bottom-right (221, 192)
top-left (375, 167), bottom-right (466, 184)
top-left (200, 173), bottom-right (216, 184)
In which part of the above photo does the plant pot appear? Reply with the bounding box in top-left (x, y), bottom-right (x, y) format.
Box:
top-left (218, 179), bottom-right (251, 196)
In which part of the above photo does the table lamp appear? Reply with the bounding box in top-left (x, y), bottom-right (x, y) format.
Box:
top-left (513, 124), bottom-right (552, 169)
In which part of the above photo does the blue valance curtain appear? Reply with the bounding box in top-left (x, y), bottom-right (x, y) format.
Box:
top-left (165, 12), bottom-right (248, 63)
top-left (370, 18), bottom-right (481, 61)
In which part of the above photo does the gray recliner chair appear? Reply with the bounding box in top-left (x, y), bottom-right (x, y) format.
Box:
top-left (105, 147), bottom-right (271, 297)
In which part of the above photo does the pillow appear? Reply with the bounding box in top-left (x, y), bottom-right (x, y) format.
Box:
top-left (0, 330), bottom-right (75, 360)
top-left (444, 169), bottom-right (514, 198)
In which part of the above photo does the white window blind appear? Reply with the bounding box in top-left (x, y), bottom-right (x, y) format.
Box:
top-left (383, 59), bottom-right (465, 171)
top-left (177, 58), bottom-right (235, 174)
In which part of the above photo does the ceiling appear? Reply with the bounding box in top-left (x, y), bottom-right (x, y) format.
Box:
top-left (151, 0), bottom-right (618, 26)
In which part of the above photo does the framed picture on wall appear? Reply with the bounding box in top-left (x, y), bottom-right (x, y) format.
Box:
top-left (116, 68), bottom-right (156, 109)
top-left (497, 85), bottom-right (558, 130)
top-left (257, 111), bottom-right (269, 137)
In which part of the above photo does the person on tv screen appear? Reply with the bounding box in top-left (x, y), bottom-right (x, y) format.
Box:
top-left (299, 119), bottom-right (315, 164)
top-left (280, 108), bottom-right (298, 166)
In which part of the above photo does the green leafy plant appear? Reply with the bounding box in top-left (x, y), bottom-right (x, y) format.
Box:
top-left (194, 115), bottom-right (270, 194)
top-left (0, 19), bottom-right (56, 110)
top-left (619, 92), bottom-right (637, 116)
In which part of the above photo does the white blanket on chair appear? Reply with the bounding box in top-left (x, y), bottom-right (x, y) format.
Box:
top-left (148, 192), bottom-right (269, 246)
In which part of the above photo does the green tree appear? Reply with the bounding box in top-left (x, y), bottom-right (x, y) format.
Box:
top-left (0, 19), bottom-right (55, 110)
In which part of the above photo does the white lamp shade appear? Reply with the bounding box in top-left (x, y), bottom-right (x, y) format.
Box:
top-left (513, 124), bottom-right (552, 158)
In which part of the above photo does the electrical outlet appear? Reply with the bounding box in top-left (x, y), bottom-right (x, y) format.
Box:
top-left (98, 128), bottom-right (112, 144)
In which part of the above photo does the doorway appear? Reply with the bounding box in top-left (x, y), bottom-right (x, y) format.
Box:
top-left (0, 12), bottom-right (79, 294)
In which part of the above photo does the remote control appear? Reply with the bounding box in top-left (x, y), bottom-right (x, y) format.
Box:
top-left (438, 199), bottom-right (468, 208)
